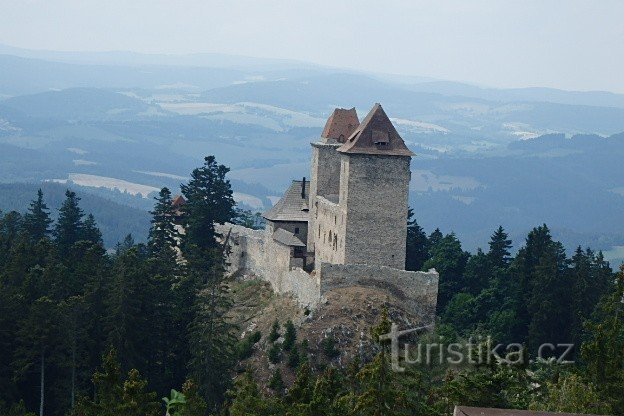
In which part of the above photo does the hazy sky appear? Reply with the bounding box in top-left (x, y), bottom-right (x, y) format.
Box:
top-left (1, 0), bottom-right (623, 92)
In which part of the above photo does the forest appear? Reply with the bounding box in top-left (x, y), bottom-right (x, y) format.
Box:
top-left (1, 155), bottom-right (623, 416)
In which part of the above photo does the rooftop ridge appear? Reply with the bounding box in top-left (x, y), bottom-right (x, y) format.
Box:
top-left (320, 107), bottom-right (360, 143)
top-left (337, 103), bottom-right (414, 157)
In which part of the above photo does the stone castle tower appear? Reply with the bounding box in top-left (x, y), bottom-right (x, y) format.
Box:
top-left (215, 103), bottom-right (437, 319)
top-left (310, 103), bottom-right (414, 270)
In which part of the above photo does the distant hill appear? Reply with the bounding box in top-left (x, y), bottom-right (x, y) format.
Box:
top-left (0, 182), bottom-right (150, 247)
top-left (1, 88), bottom-right (155, 120)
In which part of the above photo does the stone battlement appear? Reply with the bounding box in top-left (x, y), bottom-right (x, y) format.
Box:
top-left (217, 223), bottom-right (438, 323)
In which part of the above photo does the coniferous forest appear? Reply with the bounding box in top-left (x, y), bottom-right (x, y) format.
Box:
top-left (1, 155), bottom-right (623, 416)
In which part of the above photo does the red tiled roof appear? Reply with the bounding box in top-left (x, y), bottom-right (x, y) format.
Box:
top-left (337, 103), bottom-right (414, 157)
top-left (320, 108), bottom-right (360, 143)
top-left (453, 406), bottom-right (601, 416)
top-left (172, 195), bottom-right (186, 207)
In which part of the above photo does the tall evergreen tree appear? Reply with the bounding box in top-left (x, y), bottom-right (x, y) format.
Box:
top-left (14, 297), bottom-right (62, 416)
top-left (424, 232), bottom-right (470, 313)
top-left (488, 226), bottom-right (512, 269)
top-left (105, 247), bottom-right (152, 375)
top-left (180, 155), bottom-right (236, 252)
top-left (148, 187), bottom-right (179, 257)
top-left (81, 214), bottom-right (103, 245)
top-left (187, 253), bottom-right (237, 411)
top-left (581, 266), bottom-right (624, 413)
top-left (22, 189), bottom-right (53, 242)
top-left (405, 208), bottom-right (430, 271)
top-left (54, 190), bottom-right (84, 255)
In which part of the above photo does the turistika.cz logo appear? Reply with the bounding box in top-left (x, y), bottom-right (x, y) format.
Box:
top-left (379, 323), bottom-right (574, 372)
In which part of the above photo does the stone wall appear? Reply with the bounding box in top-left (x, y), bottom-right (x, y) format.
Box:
top-left (308, 142), bottom-right (342, 249)
top-left (313, 196), bottom-right (346, 269)
top-left (340, 154), bottom-right (411, 269)
top-left (218, 224), bottom-right (438, 319)
top-left (318, 262), bottom-right (439, 325)
top-left (267, 220), bottom-right (308, 248)
top-left (217, 223), bottom-right (320, 308)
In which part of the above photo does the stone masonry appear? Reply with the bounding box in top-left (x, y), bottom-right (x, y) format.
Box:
top-left (218, 103), bottom-right (439, 323)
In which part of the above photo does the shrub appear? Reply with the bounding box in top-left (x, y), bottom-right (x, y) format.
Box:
top-left (268, 343), bottom-right (281, 364)
top-left (283, 320), bottom-right (296, 351)
top-left (269, 320), bottom-right (280, 343)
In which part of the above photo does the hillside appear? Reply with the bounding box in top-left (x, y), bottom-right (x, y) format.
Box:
top-left (0, 182), bottom-right (150, 247)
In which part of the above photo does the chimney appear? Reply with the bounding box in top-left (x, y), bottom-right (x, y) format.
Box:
top-left (301, 177), bottom-right (306, 199)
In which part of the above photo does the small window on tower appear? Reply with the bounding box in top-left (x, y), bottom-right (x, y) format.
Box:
top-left (372, 130), bottom-right (389, 146)
top-left (294, 227), bottom-right (300, 234)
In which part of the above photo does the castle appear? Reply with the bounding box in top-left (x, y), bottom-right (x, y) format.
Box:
top-left (218, 104), bottom-right (438, 321)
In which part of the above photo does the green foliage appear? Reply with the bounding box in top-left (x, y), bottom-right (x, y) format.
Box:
top-left (282, 320), bottom-right (296, 351)
top-left (54, 190), bottom-right (86, 256)
top-left (581, 266), bottom-right (624, 413)
top-left (320, 336), bottom-right (340, 360)
top-left (236, 331), bottom-right (262, 360)
top-left (268, 368), bottom-right (285, 393)
top-left (268, 343), bottom-right (281, 364)
top-left (530, 373), bottom-right (611, 414)
top-left (180, 155), bottom-right (236, 252)
top-left (233, 209), bottom-right (265, 230)
top-left (148, 187), bottom-right (179, 259)
top-left (73, 349), bottom-right (160, 416)
top-left (269, 320), bottom-right (281, 343)
top-left (179, 379), bottom-right (208, 416)
top-left (22, 189), bottom-right (52, 242)
top-left (288, 345), bottom-right (301, 369)
top-left (163, 389), bottom-right (186, 416)
top-left (405, 208), bottom-right (430, 271)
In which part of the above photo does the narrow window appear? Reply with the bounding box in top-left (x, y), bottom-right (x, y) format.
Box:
top-left (295, 227), bottom-right (300, 234)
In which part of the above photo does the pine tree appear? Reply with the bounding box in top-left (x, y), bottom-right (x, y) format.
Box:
top-left (227, 371), bottom-right (272, 416)
top-left (22, 189), bottom-right (52, 242)
top-left (149, 187), bottom-right (179, 258)
top-left (105, 247), bottom-right (152, 374)
top-left (269, 320), bottom-right (280, 343)
top-left (283, 320), bottom-right (296, 351)
top-left (527, 240), bottom-right (571, 354)
top-left (423, 232), bottom-right (470, 313)
top-left (268, 368), bottom-right (285, 393)
top-left (488, 226), bottom-right (512, 269)
top-left (119, 369), bottom-right (160, 416)
top-left (115, 234), bottom-right (135, 256)
top-left (14, 297), bottom-right (62, 416)
top-left (186, 252), bottom-right (237, 411)
top-left (180, 155), bottom-right (236, 253)
top-left (405, 208), bottom-right (430, 271)
top-left (287, 345), bottom-right (301, 369)
top-left (81, 214), bottom-right (102, 245)
top-left (54, 190), bottom-right (85, 255)
top-left (581, 266), bottom-right (624, 413)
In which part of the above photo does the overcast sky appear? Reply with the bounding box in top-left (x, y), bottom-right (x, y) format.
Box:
top-left (1, 0), bottom-right (622, 92)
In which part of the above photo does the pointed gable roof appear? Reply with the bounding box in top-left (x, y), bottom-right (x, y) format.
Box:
top-left (262, 180), bottom-right (309, 222)
top-left (320, 108), bottom-right (360, 143)
top-left (337, 103), bottom-right (414, 157)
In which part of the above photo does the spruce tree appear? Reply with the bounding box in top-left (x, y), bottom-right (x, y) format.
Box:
top-left (282, 320), bottom-right (296, 351)
top-left (180, 155), bottom-right (236, 252)
top-left (149, 187), bottom-right (179, 257)
top-left (14, 297), bottom-right (62, 416)
top-left (54, 190), bottom-right (84, 255)
top-left (581, 265), bottom-right (624, 413)
top-left (405, 208), bottom-right (430, 271)
top-left (423, 232), bottom-right (470, 313)
top-left (22, 189), bottom-right (52, 242)
top-left (81, 214), bottom-right (103, 245)
top-left (488, 225), bottom-right (512, 269)
top-left (187, 253), bottom-right (237, 411)
top-left (268, 368), bottom-right (285, 393)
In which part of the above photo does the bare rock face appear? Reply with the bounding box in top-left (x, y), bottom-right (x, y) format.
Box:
top-left (228, 279), bottom-right (433, 388)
